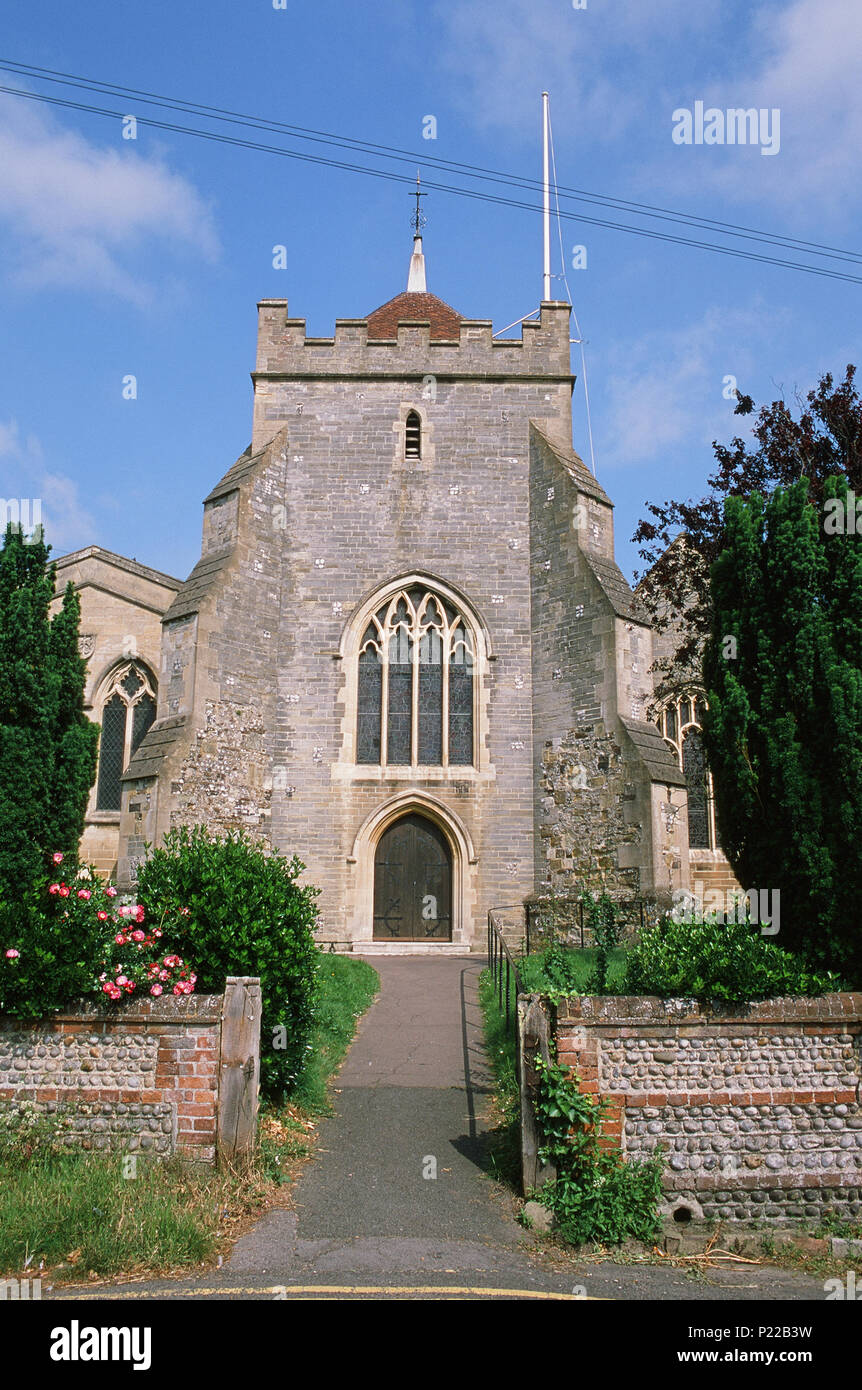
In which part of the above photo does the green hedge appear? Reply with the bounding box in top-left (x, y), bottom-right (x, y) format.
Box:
top-left (136, 827), bottom-right (321, 1099)
top-left (624, 914), bottom-right (842, 1004)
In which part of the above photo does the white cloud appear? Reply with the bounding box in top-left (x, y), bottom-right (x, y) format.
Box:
top-left (434, 0), bottom-right (862, 228)
top-left (433, 0), bottom-right (718, 141)
top-left (651, 0), bottom-right (862, 218)
top-left (734, 0), bottom-right (862, 204)
top-left (595, 303), bottom-right (788, 472)
top-left (0, 91), bottom-right (218, 304)
top-left (0, 419), bottom-right (95, 553)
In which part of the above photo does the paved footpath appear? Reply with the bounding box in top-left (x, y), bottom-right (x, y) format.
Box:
top-left (52, 957), bottom-right (831, 1300)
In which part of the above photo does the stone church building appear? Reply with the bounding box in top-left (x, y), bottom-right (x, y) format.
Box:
top-left (56, 232), bottom-right (740, 952)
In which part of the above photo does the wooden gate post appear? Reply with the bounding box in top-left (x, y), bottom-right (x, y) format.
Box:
top-left (217, 976), bottom-right (262, 1163)
top-left (518, 993), bottom-right (556, 1195)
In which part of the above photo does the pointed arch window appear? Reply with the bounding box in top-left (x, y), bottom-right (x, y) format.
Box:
top-left (95, 662), bottom-right (157, 811)
top-left (405, 411), bottom-right (422, 459)
top-left (655, 692), bottom-right (715, 849)
top-left (356, 586), bottom-right (474, 766)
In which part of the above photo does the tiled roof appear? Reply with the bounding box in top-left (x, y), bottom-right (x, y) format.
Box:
top-left (530, 424), bottom-right (613, 507)
top-left (122, 715), bottom-right (187, 781)
top-left (204, 444), bottom-right (263, 504)
top-left (620, 718), bottom-right (688, 788)
top-left (365, 291), bottom-right (462, 341)
top-left (582, 550), bottom-right (649, 624)
top-left (161, 546), bottom-right (234, 623)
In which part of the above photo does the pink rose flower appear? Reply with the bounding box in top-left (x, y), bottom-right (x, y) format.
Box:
top-left (159, 969), bottom-right (169, 981)
top-left (150, 984), bottom-right (163, 997)
top-left (58, 885), bottom-right (70, 898)
top-left (48, 883), bottom-right (60, 895)
top-left (115, 933), bottom-right (127, 945)
top-left (97, 911), bottom-right (108, 921)
top-left (77, 888), bottom-right (91, 900)
top-left (5, 948), bottom-right (20, 959)
top-left (116, 975), bottom-right (128, 986)
top-left (131, 929), bottom-right (146, 942)
top-left (135, 906), bottom-right (145, 924)
top-left (52, 852), bottom-right (64, 864)
top-left (105, 886), bottom-right (117, 898)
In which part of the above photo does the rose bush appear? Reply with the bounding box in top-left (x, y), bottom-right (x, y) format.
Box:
top-left (0, 852), bottom-right (197, 1017)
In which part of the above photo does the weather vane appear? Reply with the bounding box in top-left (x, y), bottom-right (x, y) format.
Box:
top-left (410, 170), bottom-right (427, 235)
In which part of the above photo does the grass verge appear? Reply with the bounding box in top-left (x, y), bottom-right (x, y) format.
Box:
top-left (291, 954), bottom-right (379, 1113)
top-left (0, 955), bottom-right (379, 1283)
top-left (519, 945), bottom-right (628, 994)
top-left (477, 967), bottom-right (521, 1191)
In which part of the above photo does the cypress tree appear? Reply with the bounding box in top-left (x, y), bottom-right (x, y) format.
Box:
top-left (702, 478), bottom-right (862, 978)
top-left (0, 524), bottom-right (98, 901)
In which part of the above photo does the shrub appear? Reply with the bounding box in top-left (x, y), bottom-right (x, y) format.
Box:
top-left (539, 941), bottom-right (582, 993)
top-left (533, 1056), bottom-right (663, 1246)
top-left (0, 527), bottom-right (99, 903)
top-left (0, 852), bottom-right (194, 1018)
top-left (136, 826), bottom-right (320, 1099)
top-left (624, 914), bottom-right (842, 1004)
top-left (584, 891), bottom-right (622, 994)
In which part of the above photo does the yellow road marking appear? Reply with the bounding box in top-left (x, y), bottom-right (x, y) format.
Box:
top-left (52, 1283), bottom-right (595, 1300)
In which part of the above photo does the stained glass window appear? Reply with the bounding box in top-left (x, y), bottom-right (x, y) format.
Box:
top-left (683, 728), bottom-right (710, 849)
top-left (448, 626), bottom-right (474, 765)
top-left (96, 694), bottom-right (126, 812)
top-left (418, 627), bottom-right (443, 764)
top-left (357, 634), bottom-right (382, 764)
top-left (387, 619), bottom-right (413, 765)
top-left (656, 691), bottom-right (716, 850)
top-left (95, 663), bottom-right (158, 811)
top-left (355, 586), bottom-right (475, 768)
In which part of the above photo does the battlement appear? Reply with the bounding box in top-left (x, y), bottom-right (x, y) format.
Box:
top-left (254, 298), bottom-right (573, 380)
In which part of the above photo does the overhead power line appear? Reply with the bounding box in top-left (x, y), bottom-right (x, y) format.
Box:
top-left (2, 57), bottom-right (860, 269)
top-left (1, 64), bottom-right (861, 286)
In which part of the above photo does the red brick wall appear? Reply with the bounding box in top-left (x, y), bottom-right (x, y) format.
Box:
top-left (554, 994), bottom-right (862, 1224)
top-left (0, 995), bottom-right (224, 1163)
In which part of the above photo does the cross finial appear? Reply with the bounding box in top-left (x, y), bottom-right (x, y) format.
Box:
top-left (411, 169), bottom-right (427, 236)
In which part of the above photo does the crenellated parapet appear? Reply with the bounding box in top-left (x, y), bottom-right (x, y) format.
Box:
top-left (253, 299), bottom-right (573, 380)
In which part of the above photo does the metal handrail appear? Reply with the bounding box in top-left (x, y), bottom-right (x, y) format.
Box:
top-left (525, 894), bottom-right (649, 952)
top-left (487, 908), bottom-right (527, 1080)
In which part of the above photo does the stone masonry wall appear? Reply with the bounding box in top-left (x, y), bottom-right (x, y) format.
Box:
top-left (538, 725), bottom-right (642, 899)
top-left (129, 296), bottom-right (579, 950)
top-left (555, 994), bottom-right (862, 1225)
top-left (0, 994), bottom-right (224, 1163)
top-left (170, 699), bottom-right (271, 840)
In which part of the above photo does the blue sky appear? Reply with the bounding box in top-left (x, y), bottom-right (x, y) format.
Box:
top-left (0, 0), bottom-right (859, 584)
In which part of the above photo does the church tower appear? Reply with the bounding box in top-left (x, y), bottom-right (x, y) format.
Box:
top-left (119, 227), bottom-right (688, 949)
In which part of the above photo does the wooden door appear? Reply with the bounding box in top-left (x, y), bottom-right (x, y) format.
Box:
top-left (373, 813), bottom-right (452, 940)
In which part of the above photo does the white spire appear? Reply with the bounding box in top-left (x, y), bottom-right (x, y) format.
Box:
top-left (407, 234), bottom-right (427, 292)
top-left (407, 170), bottom-right (428, 291)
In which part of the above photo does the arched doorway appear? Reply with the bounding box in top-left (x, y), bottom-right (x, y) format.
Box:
top-left (373, 813), bottom-right (452, 941)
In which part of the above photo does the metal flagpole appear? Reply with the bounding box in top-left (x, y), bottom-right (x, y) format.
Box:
top-left (542, 91), bottom-right (551, 301)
